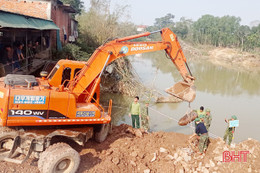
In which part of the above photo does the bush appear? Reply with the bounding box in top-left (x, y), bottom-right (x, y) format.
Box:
top-left (52, 43), bottom-right (91, 61)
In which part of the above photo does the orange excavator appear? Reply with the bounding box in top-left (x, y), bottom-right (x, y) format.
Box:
top-left (0, 28), bottom-right (195, 173)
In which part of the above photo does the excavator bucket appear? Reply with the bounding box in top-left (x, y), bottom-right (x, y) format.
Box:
top-left (165, 81), bottom-right (196, 102)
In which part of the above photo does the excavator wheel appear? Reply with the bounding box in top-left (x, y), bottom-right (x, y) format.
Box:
top-left (94, 123), bottom-right (111, 143)
top-left (0, 132), bottom-right (19, 158)
top-left (38, 142), bottom-right (71, 172)
top-left (40, 142), bottom-right (80, 173)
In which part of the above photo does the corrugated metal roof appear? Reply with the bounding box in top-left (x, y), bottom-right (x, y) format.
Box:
top-left (0, 11), bottom-right (59, 30)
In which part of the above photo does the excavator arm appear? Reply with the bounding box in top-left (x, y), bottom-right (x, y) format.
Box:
top-left (68, 28), bottom-right (196, 102)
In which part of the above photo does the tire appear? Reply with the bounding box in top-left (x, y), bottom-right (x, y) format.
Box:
top-left (41, 143), bottom-right (80, 173)
top-left (94, 123), bottom-right (110, 143)
top-left (38, 143), bottom-right (71, 172)
top-left (0, 132), bottom-right (19, 158)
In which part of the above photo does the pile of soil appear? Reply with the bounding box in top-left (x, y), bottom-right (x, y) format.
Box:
top-left (0, 124), bottom-right (259, 173)
top-left (208, 48), bottom-right (260, 72)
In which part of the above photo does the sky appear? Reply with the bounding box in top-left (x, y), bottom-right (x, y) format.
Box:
top-left (82, 0), bottom-right (260, 26)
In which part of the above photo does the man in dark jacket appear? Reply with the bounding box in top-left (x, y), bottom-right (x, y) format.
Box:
top-left (194, 118), bottom-right (209, 154)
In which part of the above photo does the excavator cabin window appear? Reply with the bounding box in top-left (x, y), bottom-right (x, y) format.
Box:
top-left (74, 68), bottom-right (82, 77)
top-left (61, 67), bottom-right (71, 87)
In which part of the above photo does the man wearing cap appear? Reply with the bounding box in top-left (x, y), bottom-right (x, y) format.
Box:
top-left (141, 101), bottom-right (150, 132)
top-left (223, 115), bottom-right (237, 145)
top-left (204, 109), bottom-right (212, 131)
top-left (194, 118), bottom-right (209, 154)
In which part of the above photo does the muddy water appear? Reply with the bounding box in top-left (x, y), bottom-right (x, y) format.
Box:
top-left (102, 51), bottom-right (260, 142)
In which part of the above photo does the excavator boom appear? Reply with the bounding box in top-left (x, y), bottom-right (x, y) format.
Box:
top-left (68, 28), bottom-right (196, 102)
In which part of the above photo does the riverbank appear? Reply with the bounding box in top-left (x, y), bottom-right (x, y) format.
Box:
top-left (182, 41), bottom-right (260, 72)
top-left (0, 124), bottom-right (258, 172)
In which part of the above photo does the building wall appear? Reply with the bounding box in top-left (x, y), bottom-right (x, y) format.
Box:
top-left (51, 4), bottom-right (71, 44)
top-left (0, 0), bottom-right (76, 48)
top-left (0, 0), bottom-right (51, 20)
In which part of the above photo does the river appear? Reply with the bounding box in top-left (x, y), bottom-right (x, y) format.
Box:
top-left (102, 51), bottom-right (260, 143)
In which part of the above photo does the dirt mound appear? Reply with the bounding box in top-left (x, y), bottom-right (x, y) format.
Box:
top-left (209, 48), bottom-right (260, 72)
top-left (0, 124), bottom-right (259, 173)
top-left (78, 124), bottom-right (260, 173)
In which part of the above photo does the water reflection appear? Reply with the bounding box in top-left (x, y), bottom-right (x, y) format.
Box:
top-left (101, 52), bottom-right (260, 142)
top-left (137, 51), bottom-right (260, 96)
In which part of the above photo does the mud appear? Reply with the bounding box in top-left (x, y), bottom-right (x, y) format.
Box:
top-left (0, 124), bottom-right (259, 173)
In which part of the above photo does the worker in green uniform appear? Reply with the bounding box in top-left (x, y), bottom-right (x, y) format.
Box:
top-left (204, 108), bottom-right (212, 131)
top-left (194, 106), bottom-right (206, 129)
top-left (129, 96), bottom-right (141, 128)
top-left (223, 115), bottom-right (237, 145)
top-left (194, 118), bottom-right (209, 154)
top-left (197, 106), bottom-right (206, 119)
top-left (141, 101), bottom-right (150, 132)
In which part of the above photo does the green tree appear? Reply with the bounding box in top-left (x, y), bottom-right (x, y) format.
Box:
top-left (174, 17), bottom-right (193, 39)
top-left (236, 25), bottom-right (250, 50)
top-left (60, 0), bottom-right (84, 15)
top-left (77, 0), bottom-right (137, 54)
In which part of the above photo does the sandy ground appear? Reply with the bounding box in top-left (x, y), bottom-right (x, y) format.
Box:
top-left (180, 40), bottom-right (260, 72)
top-left (208, 48), bottom-right (260, 72)
top-left (0, 124), bottom-right (259, 173)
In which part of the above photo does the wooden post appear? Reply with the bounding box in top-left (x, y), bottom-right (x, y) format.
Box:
top-left (26, 30), bottom-right (28, 73)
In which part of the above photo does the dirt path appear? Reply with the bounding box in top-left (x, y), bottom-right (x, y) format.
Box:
top-left (0, 124), bottom-right (259, 173)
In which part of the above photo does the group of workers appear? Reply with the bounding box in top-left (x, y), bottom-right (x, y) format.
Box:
top-left (193, 106), bottom-right (238, 154)
top-left (129, 97), bottom-right (238, 155)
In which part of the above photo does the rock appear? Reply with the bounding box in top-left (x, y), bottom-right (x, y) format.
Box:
top-left (183, 155), bottom-right (191, 162)
top-left (134, 129), bottom-right (143, 137)
top-left (144, 169), bottom-right (150, 173)
top-left (106, 64), bottom-right (115, 73)
top-left (159, 147), bottom-right (168, 153)
top-left (166, 154), bottom-right (174, 160)
top-left (203, 168), bottom-right (209, 173)
top-left (179, 168), bottom-right (184, 173)
top-left (174, 153), bottom-right (178, 159)
top-left (151, 153), bottom-right (157, 162)
top-left (131, 151), bottom-right (138, 157)
top-left (210, 160), bottom-right (215, 167)
top-left (180, 161), bottom-right (190, 172)
top-left (139, 153), bottom-right (145, 159)
top-left (112, 157), bottom-right (120, 165)
top-left (213, 148), bottom-right (221, 154)
top-left (205, 163), bottom-right (210, 168)
top-left (130, 160), bottom-right (136, 167)
top-left (223, 146), bottom-right (229, 151)
top-left (106, 150), bottom-right (113, 156)
top-left (176, 156), bottom-right (183, 162)
top-left (214, 156), bottom-right (222, 162)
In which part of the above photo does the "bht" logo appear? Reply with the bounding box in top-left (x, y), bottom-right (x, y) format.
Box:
top-left (223, 151), bottom-right (249, 162)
